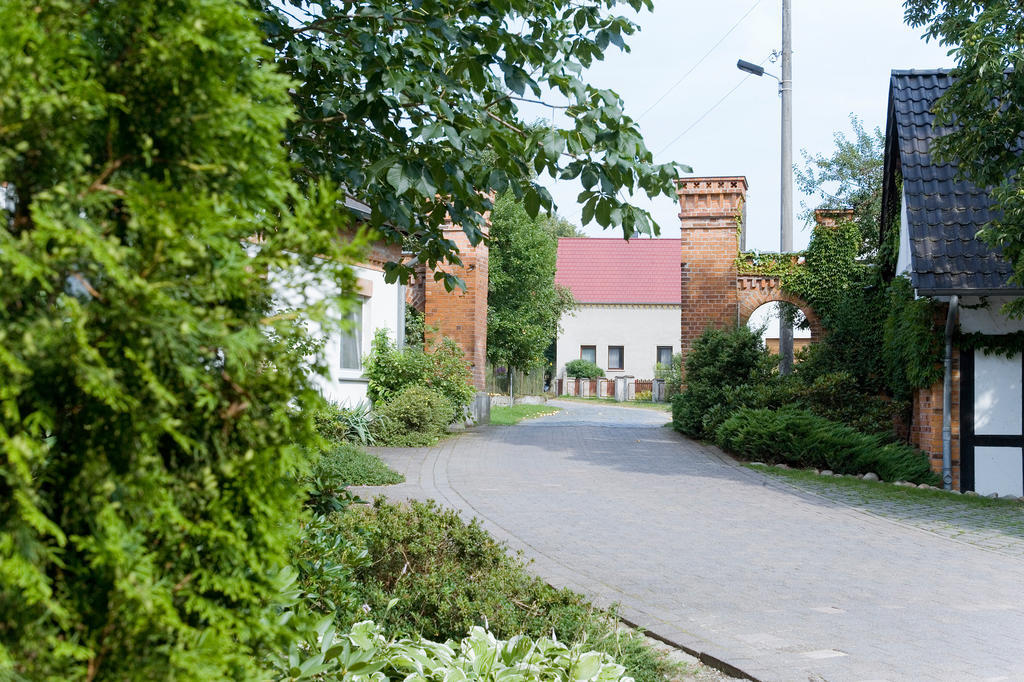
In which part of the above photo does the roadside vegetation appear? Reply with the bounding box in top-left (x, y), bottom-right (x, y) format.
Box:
top-left (557, 396), bottom-right (671, 413)
top-left (491, 404), bottom-right (561, 425)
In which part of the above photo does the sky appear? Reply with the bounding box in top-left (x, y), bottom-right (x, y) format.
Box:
top-left (522, 0), bottom-right (954, 252)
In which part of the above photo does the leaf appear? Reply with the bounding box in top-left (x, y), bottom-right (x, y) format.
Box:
top-left (387, 164), bottom-right (411, 194)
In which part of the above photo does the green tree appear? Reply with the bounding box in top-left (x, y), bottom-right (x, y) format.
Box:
top-left (904, 1), bottom-right (1024, 314)
top-left (488, 193), bottom-right (576, 399)
top-left (0, 1), bottom-right (355, 677)
top-left (795, 114), bottom-right (885, 256)
top-left (543, 213), bottom-right (588, 239)
top-left (256, 0), bottom-right (687, 286)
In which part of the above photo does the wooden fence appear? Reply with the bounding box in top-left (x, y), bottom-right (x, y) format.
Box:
top-left (485, 363), bottom-right (546, 396)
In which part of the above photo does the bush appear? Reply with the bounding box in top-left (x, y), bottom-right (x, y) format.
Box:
top-left (635, 390), bottom-right (652, 402)
top-left (373, 385), bottom-right (454, 447)
top-left (312, 499), bottom-right (674, 682)
top-left (671, 326), bottom-right (776, 438)
top-left (565, 358), bottom-right (604, 379)
top-left (314, 401), bottom-right (377, 445)
top-left (365, 329), bottom-right (474, 419)
top-left (654, 352), bottom-right (683, 398)
top-left (274, 619), bottom-right (638, 682)
top-left (715, 407), bottom-right (940, 484)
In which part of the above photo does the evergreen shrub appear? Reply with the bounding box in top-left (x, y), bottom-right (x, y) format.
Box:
top-left (671, 326), bottom-right (775, 438)
top-left (715, 407), bottom-right (940, 484)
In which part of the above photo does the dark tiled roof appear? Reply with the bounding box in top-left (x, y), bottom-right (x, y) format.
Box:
top-left (887, 69), bottom-right (1023, 294)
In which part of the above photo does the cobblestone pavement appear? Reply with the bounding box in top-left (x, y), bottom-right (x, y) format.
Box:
top-left (353, 400), bottom-right (1024, 682)
top-left (755, 466), bottom-right (1024, 560)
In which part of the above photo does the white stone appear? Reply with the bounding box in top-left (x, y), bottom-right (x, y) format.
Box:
top-left (863, 472), bottom-right (880, 482)
top-left (820, 469), bottom-right (833, 476)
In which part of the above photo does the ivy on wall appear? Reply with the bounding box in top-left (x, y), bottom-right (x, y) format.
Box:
top-left (882, 276), bottom-right (944, 401)
top-left (958, 330), bottom-right (1024, 358)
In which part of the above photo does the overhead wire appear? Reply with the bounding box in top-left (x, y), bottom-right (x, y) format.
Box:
top-left (656, 51), bottom-right (774, 156)
top-left (636, 0), bottom-right (764, 121)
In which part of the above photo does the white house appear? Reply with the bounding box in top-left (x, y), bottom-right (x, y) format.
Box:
top-left (554, 238), bottom-right (681, 380)
top-left (313, 239), bottom-right (405, 406)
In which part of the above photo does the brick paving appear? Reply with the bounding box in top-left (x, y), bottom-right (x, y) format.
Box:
top-left (354, 400), bottom-right (1024, 682)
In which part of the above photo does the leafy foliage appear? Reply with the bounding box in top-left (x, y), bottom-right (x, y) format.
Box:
top-left (881, 276), bottom-right (944, 402)
top-left (565, 359), bottom-right (604, 379)
top-left (364, 329), bottom-right (475, 417)
top-left (715, 407), bottom-right (940, 485)
top-left (373, 385), bottom-right (455, 447)
top-left (671, 327), bottom-right (775, 438)
top-left (904, 1), bottom-right (1024, 316)
top-left (257, 0), bottom-right (688, 287)
top-left (315, 500), bottom-right (674, 682)
top-left (312, 443), bottom-right (404, 489)
top-left (487, 193), bottom-right (576, 382)
top-left (315, 402), bottom-right (378, 445)
top-left (794, 115), bottom-right (885, 256)
top-left (274, 618), bottom-right (640, 682)
top-left (654, 353), bottom-right (683, 398)
top-left (0, 1), bottom-right (357, 677)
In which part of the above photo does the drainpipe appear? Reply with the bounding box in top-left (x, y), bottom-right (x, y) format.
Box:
top-left (942, 295), bottom-right (959, 490)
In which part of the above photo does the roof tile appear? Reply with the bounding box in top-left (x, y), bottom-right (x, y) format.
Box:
top-left (555, 238), bottom-right (680, 304)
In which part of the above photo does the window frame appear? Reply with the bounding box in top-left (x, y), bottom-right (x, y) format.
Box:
top-left (339, 299), bottom-right (365, 370)
top-left (656, 346), bottom-right (673, 368)
top-left (580, 345), bottom-right (597, 364)
top-left (608, 345), bottom-right (624, 371)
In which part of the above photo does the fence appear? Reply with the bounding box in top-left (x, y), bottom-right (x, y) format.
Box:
top-left (556, 377), bottom-right (666, 402)
top-left (485, 363), bottom-right (546, 396)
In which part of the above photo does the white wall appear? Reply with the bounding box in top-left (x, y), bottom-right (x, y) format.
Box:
top-left (556, 304), bottom-right (680, 379)
top-left (316, 263), bottom-right (403, 407)
top-left (274, 260), bottom-right (403, 408)
top-left (959, 297), bottom-right (1024, 334)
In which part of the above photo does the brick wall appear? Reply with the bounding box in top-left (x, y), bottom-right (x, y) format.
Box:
top-left (910, 337), bottom-right (961, 489)
top-left (678, 177), bottom-right (747, 364)
top-left (424, 225), bottom-right (489, 390)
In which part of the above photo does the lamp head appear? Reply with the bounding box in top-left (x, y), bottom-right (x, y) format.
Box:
top-left (736, 59), bottom-right (765, 77)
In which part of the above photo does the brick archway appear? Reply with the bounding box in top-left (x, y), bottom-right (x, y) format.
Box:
top-left (678, 176), bottom-right (825, 365)
top-left (737, 275), bottom-right (823, 340)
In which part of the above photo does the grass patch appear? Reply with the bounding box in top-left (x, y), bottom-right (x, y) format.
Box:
top-left (490, 404), bottom-right (560, 425)
top-left (750, 463), bottom-right (1019, 509)
top-left (553, 396), bottom-right (671, 412)
top-left (313, 442), bottom-right (404, 487)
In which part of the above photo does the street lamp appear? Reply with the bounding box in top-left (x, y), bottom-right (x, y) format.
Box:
top-left (737, 0), bottom-right (794, 374)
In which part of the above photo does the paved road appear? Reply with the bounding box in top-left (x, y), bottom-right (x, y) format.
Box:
top-left (353, 400), bottom-right (1024, 682)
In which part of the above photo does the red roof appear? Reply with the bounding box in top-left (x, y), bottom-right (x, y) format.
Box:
top-left (555, 238), bottom-right (681, 304)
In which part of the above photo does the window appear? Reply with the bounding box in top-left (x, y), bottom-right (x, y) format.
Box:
top-left (608, 346), bottom-right (624, 371)
top-left (657, 346), bottom-right (673, 368)
top-left (580, 345), bottom-right (596, 364)
top-left (340, 300), bottom-right (364, 370)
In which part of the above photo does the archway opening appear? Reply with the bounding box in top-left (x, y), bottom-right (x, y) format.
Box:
top-left (745, 301), bottom-right (814, 355)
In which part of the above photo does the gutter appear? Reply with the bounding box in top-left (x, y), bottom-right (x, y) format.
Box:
top-left (942, 295), bottom-right (959, 490)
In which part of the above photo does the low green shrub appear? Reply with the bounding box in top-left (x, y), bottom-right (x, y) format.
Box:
top-left (635, 390), bottom-right (652, 402)
top-left (317, 499), bottom-right (674, 682)
top-left (565, 359), bottom-right (603, 379)
top-left (314, 401), bottom-right (377, 445)
top-left (272, 619), bottom-right (638, 682)
top-left (715, 407), bottom-right (939, 484)
top-left (364, 329), bottom-right (474, 417)
top-left (373, 385), bottom-right (454, 447)
top-left (654, 352), bottom-right (683, 398)
top-left (304, 443), bottom-right (403, 514)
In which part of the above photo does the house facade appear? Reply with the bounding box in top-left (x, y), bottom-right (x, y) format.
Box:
top-left (554, 238), bottom-right (681, 381)
top-left (881, 69), bottom-right (1024, 495)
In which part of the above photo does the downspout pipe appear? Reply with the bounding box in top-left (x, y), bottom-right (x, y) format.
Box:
top-left (942, 295), bottom-right (959, 490)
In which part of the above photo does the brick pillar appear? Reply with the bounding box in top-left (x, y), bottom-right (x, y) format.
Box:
top-left (424, 224), bottom-right (489, 391)
top-left (678, 176), bottom-right (747, 368)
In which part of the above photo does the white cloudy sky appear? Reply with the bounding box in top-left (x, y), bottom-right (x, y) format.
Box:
top-left (521, 0), bottom-right (954, 252)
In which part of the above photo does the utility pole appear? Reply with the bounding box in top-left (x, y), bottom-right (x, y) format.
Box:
top-left (778, 0), bottom-right (794, 374)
